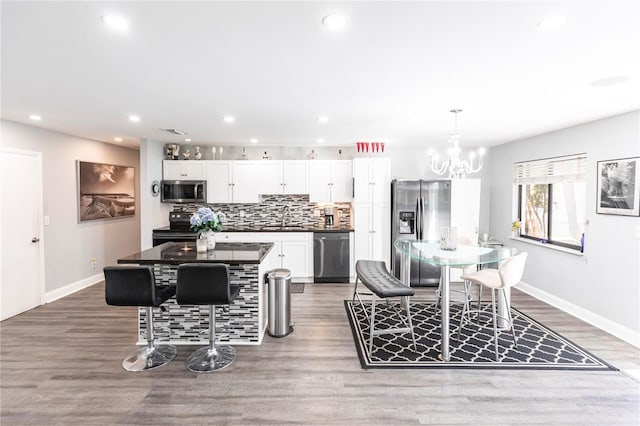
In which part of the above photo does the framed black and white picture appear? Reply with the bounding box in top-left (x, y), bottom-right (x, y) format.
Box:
top-left (77, 160), bottom-right (136, 221)
top-left (596, 156), bottom-right (639, 216)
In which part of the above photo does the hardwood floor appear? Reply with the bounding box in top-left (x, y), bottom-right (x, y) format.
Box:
top-left (1, 282), bottom-right (639, 425)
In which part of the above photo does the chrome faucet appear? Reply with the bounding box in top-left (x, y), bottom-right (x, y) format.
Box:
top-left (281, 205), bottom-right (292, 226)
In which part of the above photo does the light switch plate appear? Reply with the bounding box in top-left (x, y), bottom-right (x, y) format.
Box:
top-left (44, 215), bottom-right (50, 226)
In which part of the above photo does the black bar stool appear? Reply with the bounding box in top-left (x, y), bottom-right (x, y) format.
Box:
top-left (104, 266), bottom-right (177, 371)
top-left (176, 263), bottom-right (240, 373)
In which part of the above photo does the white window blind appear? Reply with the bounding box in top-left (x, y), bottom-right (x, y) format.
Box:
top-left (514, 154), bottom-right (587, 184)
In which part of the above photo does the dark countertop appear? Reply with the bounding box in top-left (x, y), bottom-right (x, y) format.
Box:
top-left (118, 242), bottom-right (275, 265)
top-left (153, 225), bottom-right (354, 233)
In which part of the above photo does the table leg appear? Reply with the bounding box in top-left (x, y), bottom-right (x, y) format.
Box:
top-left (439, 265), bottom-right (450, 361)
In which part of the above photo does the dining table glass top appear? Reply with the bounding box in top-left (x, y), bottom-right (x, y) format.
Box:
top-left (394, 240), bottom-right (515, 267)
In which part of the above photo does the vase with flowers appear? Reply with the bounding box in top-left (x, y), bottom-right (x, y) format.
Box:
top-left (190, 207), bottom-right (226, 252)
top-left (511, 220), bottom-right (521, 237)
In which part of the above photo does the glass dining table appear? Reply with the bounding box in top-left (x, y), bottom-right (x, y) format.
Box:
top-left (394, 240), bottom-right (516, 361)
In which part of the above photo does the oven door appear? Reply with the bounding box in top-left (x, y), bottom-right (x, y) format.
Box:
top-left (152, 231), bottom-right (197, 247)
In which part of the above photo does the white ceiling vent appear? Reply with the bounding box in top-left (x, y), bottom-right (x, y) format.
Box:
top-left (161, 128), bottom-right (188, 136)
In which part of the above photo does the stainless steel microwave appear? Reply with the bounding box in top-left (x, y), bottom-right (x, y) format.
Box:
top-left (161, 180), bottom-right (207, 203)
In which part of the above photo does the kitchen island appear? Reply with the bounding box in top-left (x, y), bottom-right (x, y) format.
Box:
top-left (118, 241), bottom-right (277, 345)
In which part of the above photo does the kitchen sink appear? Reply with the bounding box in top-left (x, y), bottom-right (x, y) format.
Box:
top-left (262, 225), bottom-right (305, 231)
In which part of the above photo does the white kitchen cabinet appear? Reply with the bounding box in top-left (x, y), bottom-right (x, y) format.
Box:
top-left (253, 232), bottom-right (313, 281)
top-left (353, 203), bottom-right (390, 268)
top-left (163, 160), bottom-right (206, 180)
top-left (232, 161), bottom-right (259, 202)
top-left (353, 157), bottom-right (391, 204)
top-left (308, 160), bottom-right (352, 203)
top-left (217, 232), bottom-right (254, 243)
top-left (257, 160), bottom-right (308, 195)
top-left (206, 161), bottom-right (259, 203)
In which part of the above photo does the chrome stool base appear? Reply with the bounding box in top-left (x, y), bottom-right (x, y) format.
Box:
top-left (122, 344), bottom-right (177, 372)
top-left (186, 345), bottom-right (237, 373)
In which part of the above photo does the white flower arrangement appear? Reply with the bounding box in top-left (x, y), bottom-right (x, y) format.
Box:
top-left (189, 207), bottom-right (226, 236)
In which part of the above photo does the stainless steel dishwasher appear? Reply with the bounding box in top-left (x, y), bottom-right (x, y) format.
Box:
top-left (313, 232), bottom-right (350, 283)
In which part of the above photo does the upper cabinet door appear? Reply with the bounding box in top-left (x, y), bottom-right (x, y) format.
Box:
top-left (205, 161), bottom-right (232, 203)
top-left (163, 160), bottom-right (206, 180)
top-left (232, 161), bottom-right (259, 203)
top-left (308, 161), bottom-right (332, 202)
top-left (283, 160), bottom-right (308, 194)
top-left (369, 158), bottom-right (391, 204)
top-left (352, 158), bottom-right (390, 204)
top-left (330, 160), bottom-right (353, 202)
top-left (257, 161), bottom-right (284, 195)
top-left (352, 158), bottom-right (371, 203)
top-left (163, 161), bottom-right (184, 180)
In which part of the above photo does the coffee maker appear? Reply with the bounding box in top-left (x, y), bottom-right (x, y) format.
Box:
top-left (324, 207), bottom-right (335, 227)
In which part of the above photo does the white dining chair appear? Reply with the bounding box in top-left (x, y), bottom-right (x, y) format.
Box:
top-left (458, 252), bottom-right (528, 361)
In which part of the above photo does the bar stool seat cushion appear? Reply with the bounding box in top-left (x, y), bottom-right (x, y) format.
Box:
top-left (461, 269), bottom-right (502, 289)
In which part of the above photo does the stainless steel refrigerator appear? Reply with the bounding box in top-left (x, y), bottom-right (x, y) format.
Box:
top-left (391, 179), bottom-right (480, 286)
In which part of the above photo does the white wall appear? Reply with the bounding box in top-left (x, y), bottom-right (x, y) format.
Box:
top-left (489, 110), bottom-right (640, 343)
top-left (139, 139), bottom-right (172, 249)
top-left (0, 120), bottom-right (140, 294)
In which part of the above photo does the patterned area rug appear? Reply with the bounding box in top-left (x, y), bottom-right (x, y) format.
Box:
top-left (345, 300), bottom-right (615, 370)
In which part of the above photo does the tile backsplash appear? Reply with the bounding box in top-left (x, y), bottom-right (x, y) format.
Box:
top-left (176, 194), bottom-right (352, 228)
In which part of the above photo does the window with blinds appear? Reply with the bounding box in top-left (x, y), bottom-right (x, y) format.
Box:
top-left (514, 154), bottom-right (587, 251)
top-left (514, 154), bottom-right (587, 184)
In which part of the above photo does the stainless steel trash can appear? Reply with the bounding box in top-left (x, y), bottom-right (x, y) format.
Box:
top-left (266, 268), bottom-right (293, 337)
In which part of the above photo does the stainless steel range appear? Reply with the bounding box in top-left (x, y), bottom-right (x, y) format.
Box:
top-left (152, 210), bottom-right (197, 246)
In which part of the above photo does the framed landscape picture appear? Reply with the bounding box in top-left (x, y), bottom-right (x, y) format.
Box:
top-left (596, 156), bottom-right (639, 216)
top-left (77, 160), bottom-right (136, 221)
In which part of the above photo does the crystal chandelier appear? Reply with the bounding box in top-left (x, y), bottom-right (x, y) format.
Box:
top-left (428, 109), bottom-right (485, 179)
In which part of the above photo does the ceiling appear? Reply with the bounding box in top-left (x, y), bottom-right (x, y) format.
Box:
top-left (1, 1), bottom-right (639, 150)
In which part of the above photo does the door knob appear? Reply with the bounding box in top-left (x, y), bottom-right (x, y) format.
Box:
top-left (32, 237), bottom-right (40, 243)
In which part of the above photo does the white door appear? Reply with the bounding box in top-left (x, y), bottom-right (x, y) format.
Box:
top-left (308, 161), bottom-right (332, 202)
top-left (283, 160), bottom-right (308, 194)
top-left (1, 149), bottom-right (44, 320)
top-left (206, 161), bottom-right (233, 203)
top-left (353, 203), bottom-right (372, 263)
top-left (370, 204), bottom-right (390, 267)
top-left (232, 162), bottom-right (259, 203)
top-left (163, 160), bottom-right (184, 179)
top-left (257, 161), bottom-right (283, 195)
top-left (369, 158), bottom-right (391, 204)
top-left (281, 240), bottom-right (310, 279)
top-left (352, 158), bottom-right (371, 203)
top-left (182, 161), bottom-right (206, 179)
top-left (330, 160), bottom-right (353, 202)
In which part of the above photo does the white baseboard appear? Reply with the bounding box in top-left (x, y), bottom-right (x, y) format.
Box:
top-left (516, 281), bottom-right (640, 348)
top-left (44, 272), bottom-right (104, 304)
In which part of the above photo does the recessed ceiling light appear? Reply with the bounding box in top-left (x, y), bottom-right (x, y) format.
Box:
top-left (185, 138), bottom-right (191, 142)
top-left (589, 75), bottom-right (630, 87)
top-left (317, 116), bottom-right (329, 124)
top-left (317, 138), bottom-right (325, 144)
top-left (250, 138), bottom-right (258, 144)
top-left (322, 14), bottom-right (347, 30)
top-left (223, 115), bottom-right (235, 124)
top-left (114, 137), bottom-right (123, 142)
top-left (101, 15), bottom-right (129, 32)
top-left (128, 115), bottom-right (140, 123)
top-left (29, 114), bottom-right (42, 121)
top-left (537, 16), bottom-right (565, 31)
